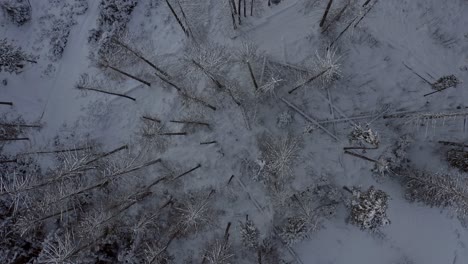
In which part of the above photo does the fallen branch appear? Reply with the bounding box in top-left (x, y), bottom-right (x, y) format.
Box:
top-left (280, 98), bottom-right (339, 141)
top-left (0, 102), bottom-right (13, 106)
top-left (170, 120), bottom-right (210, 127)
top-left (288, 67), bottom-right (330, 94)
top-left (77, 86), bottom-right (136, 101)
top-left (173, 163), bottom-right (202, 181)
top-left (142, 116), bottom-right (161, 123)
top-left (319, 0), bottom-right (334, 27)
top-left (200, 141), bottom-right (217, 145)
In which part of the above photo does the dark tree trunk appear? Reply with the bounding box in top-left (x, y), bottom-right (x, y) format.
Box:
top-left (288, 67), bottom-right (330, 94)
top-left (159, 132), bottom-right (187, 136)
top-left (229, 0), bottom-right (237, 29)
top-left (173, 163), bottom-right (202, 180)
top-left (142, 116), bottom-right (161, 123)
top-left (231, 0), bottom-right (237, 14)
top-left (244, 0), bottom-right (246, 17)
top-left (200, 141), bottom-right (217, 145)
top-left (247, 61), bottom-right (259, 90)
top-left (106, 64), bottom-right (151, 87)
top-left (0, 123), bottom-right (41, 128)
top-left (111, 38), bottom-right (170, 78)
top-left (170, 120), bottom-right (210, 127)
top-left (165, 0), bottom-right (188, 36)
top-left (320, 0), bottom-right (334, 27)
top-left (154, 71), bottom-right (182, 92)
top-left (0, 159), bottom-right (17, 164)
top-left (238, 0), bottom-right (242, 24)
top-left (77, 86), bottom-right (136, 101)
top-left (175, 0), bottom-right (194, 37)
top-left (251, 0), bottom-right (254, 15)
top-left (179, 92), bottom-right (217, 111)
top-left (0, 137), bottom-right (29, 141)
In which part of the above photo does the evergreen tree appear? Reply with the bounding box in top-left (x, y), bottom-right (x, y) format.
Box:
top-left (0, 38), bottom-right (36, 74)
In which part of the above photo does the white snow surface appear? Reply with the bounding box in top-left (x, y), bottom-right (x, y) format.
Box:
top-left (1, 0), bottom-right (468, 263)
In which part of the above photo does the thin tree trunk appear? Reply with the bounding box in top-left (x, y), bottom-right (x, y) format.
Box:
top-left (281, 98), bottom-right (339, 141)
top-left (85, 145), bottom-right (128, 165)
top-left (0, 159), bottom-right (17, 164)
top-left (238, 0), bottom-right (242, 24)
top-left (231, 0), bottom-right (237, 14)
top-left (354, 0), bottom-right (378, 28)
top-left (173, 163), bottom-right (202, 180)
top-left (224, 222), bottom-right (232, 242)
top-left (257, 249), bottom-right (262, 264)
top-left (424, 87), bottom-right (451, 97)
top-left (344, 150), bottom-right (379, 164)
top-left (438, 141), bottom-right (468, 148)
top-left (321, 1), bottom-right (349, 33)
top-left (268, 0), bottom-right (271, 7)
top-left (228, 0), bottom-right (237, 30)
top-left (20, 146), bottom-right (90, 156)
top-left (170, 120), bottom-right (210, 127)
top-left (251, 0), bottom-right (254, 16)
top-left (142, 116), bottom-right (161, 123)
top-left (343, 146), bottom-right (378, 151)
top-left (329, 16), bottom-right (357, 48)
top-left (176, 0), bottom-right (194, 38)
top-left (0, 102), bottom-right (13, 106)
top-left (111, 38), bottom-right (170, 77)
top-left (106, 64), bottom-right (151, 87)
top-left (165, 0), bottom-right (188, 36)
top-left (179, 92), bottom-right (217, 111)
top-left (320, 0), bottom-right (334, 27)
top-left (243, 0), bottom-right (246, 17)
top-left (154, 71), bottom-right (181, 92)
top-left (363, 0), bottom-right (372, 7)
top-left (247, 61), bottom-right (259, 90)
top-left (158, 132), bottom-right (187, 136)
top-left (200, 141), bottom-right (217, 145)
top-left (77, 86), bottom-right (136, 101)
top-left (0, 137), bottom-right (29, 141)
top-left (0, 123), bottom-right (41, 128)
top-left (191, 59), bottom-right (224, 89)
top-left (288, 67), bottom-right (330, 94)
top-left (402, 63), bottom-right (432, 85)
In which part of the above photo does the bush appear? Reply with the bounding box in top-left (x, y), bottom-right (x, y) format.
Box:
top-left (0, 0), bottom-right (31, 26)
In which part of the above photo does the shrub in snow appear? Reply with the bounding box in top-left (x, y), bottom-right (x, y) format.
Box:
top-left (447, 149), bottom-right (468, 172)
top-left (314, 48), bottom-right (341, 84)
top-left (431, 75), bottom-right (460, 91)
top-left (48, 18), bottom-right (73, 60)
top-left (239, 217), bottom-right (260, 249)
top-left (0, 38), bottom-right (36, 74)
top-left (203, 239), bottom-right (234, 264)
top-left (97, 0), bottom-right (138, 33)
top-left (279, 216), bottom-right (310, 246)
top-left (276, 111), bottom-right (293, 129)
top-left (349, 186), bottom-right (390, 230)
top-left (0, 0), bottom-right (31, 25)
top-left (348, 123), bottom-right (379, 147)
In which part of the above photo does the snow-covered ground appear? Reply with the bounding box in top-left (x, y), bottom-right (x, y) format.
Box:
top-left (1, 0), bottom-right (468, 263)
